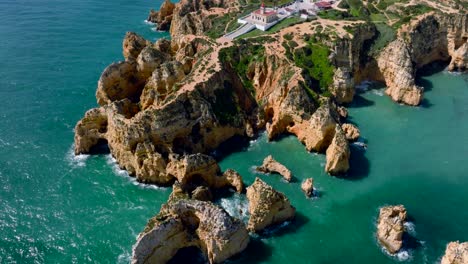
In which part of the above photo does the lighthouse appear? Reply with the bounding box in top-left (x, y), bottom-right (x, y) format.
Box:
top-left (260, 0), bottom-right (265, 14)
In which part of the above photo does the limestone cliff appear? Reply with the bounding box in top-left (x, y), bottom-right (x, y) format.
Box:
top-left (376, 13), bottom-right (468, 105)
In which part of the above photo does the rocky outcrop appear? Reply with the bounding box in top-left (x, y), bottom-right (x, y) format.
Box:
top-left (337, 106), bottom-right (348, 119)
top-left (256, 155), bottom-right (292, 182)
top-left (147, 0), bottom-right (175, 31)
top-left (301, 178), bottom-right (314, 198)
top-left (376, 205), bottom-right (407, 254)
top-left (376, 13), bottom-right (468, 106)
top-left (222, 169), bottom-right (244, 193)
top-left (132, 199), bottom-right (249, 264)
top-left (441, 241), bottom-right (468, 264)
top-left (330, 67), bottom-right (355, 104)
top-left (123, 32), bottom-right (150, 61)
top-left (166, 154), bottom-right (245, 192)
top-left (449, 42), bottom-right (468, 71)
top-left (75, 33), bottom-right (259, 185)
top-left (341, 123), bottom-right (360, 141)
top-left (325, 125), bottom-right (350, 175)
top-left (292, 104), bottom-right (338, 153)
top-left (246, 178), bottom-right (295, 232)
top-left (377, 39), bottom-right (423, 106)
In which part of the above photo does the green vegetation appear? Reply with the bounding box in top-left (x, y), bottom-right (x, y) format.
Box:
top-left (369, 22), bottom-right (396, 54)
top-left (219, 42), bottom-right (266, 96)
top-left (293, 39), bottom-right (334, 94)
top-left (239, 17), bottom-right (304, 39)
top-left (210, 82), bottom-right (243, 125)
top-left (206, 14), bottom-right (238, 39)
top-left (391, 4), bottom-right (435, 29)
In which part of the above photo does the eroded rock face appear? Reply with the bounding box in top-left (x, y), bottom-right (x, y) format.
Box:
top-left (441, 241), bottom-right (468, 264)
top-left (222, 169), bottom-right (244, 193)
top-left (377, 39), bottom-right (423, 106)
top-left (376, 205), bottom-right (407, 254)
top-left (246, 178), bottom-right (295, 232)
top-left (257, 155), bottom-right (292, 182)
top-left (449, 42), bottom-right (468, 71)
top-left (295, 104), bottom-right (338, 153)
top-left (132, 199), bottom-right (249, 264)
top-left (95, 61), bottom-right (145, 106)
top-left (341, 123), bottom-right (360, 141)
top-left (331, 67), bottom-right (355, 104)
top-left (74, 107), bottom-right (107, 154)
top-left (136, 46), bottom-right (171, 80)
top-left (147, 0), bottom-right (175, 31)
top-left (301, 178), bottom-right (314, 198)
top-left (325, 125), bottom-right (350, 175)
top-left (376, 13), bottom-right (468, 106)
top-left (123, 32), bottom-right (150, 61)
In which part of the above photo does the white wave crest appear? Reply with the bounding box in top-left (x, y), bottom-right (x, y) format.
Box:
top-left (66, 145), bottom-right (89, 168)
top-left (404, 222), bottom-right (416, 236)
top-left (218, 193), bottom-right (249, 222)
top-left (143, 20), bottom-right (155, 25)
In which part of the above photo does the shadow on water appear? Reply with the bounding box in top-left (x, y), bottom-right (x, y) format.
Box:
top-left (167, 246), bottom-right (206, 264)
top-left (349, 94), bottom-right (375, 108)
top-left (230, 237), bottom-right (274, 264)
top-left (88, 139), bottom-right (110, 155)
top-left (341, 144), bottom-right (370, 181)
top-left (212, 135), bottom-right (252, 162)
top-left (256, 212), bottom-right (309, 238)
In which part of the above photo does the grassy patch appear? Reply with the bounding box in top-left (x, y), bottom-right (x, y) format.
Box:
top-left (219, 41), bottom-right (266, 96)
top-left (369, 22), bottom-right (396, 54)
top-left (293, 40), bottom-right (334, 94)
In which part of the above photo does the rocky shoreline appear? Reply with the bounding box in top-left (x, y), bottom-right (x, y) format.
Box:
top-left (73, 0), bottom-right (467, 262)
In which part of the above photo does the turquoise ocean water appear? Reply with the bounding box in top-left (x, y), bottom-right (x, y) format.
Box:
top-left (0, 0), bottom-right (467, 263)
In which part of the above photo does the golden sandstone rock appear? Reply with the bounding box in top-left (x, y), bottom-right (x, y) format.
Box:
top-left (132, 199), bottom-right (249, 264)
top-left (301, 178), bottom-right (314, 198)
top-left (441, 241), bottom-right (468, 264)
top-left (376, 205), bottom-right (407, 254)
top-left (246, 178), bottom-right (295, 232)
top-left (257, 155), bottom-right (292, 182)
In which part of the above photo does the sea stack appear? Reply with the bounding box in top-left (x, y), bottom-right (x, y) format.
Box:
top-left (301, 178), bottom-right (314, 198)
top-left (257, 155), bottom-right (292, 182)
top-left (246, 178), bottom-right (295, 232)
top-left (441, 241), bottom-right (468, 264)
top-left (376, 205), bottom-right (407, 254)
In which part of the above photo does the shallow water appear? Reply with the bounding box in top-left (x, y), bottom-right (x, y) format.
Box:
top-left (0, 0), bottom-right (467, 263)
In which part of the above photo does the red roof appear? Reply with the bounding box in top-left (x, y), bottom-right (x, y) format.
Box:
top-left (254, 9), bottom-right (277, 15)
top-left (315, 1), bottom-right (332, 8)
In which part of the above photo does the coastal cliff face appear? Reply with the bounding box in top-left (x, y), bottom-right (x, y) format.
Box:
top-left (75, 33), bottom-right (258, 184)
top-left (376, 13), bottom-right (468, 105)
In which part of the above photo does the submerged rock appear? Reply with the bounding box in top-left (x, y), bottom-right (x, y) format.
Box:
top-left (441, 241), bottom-right (468, 264)
top-left (246, 178), bottom-right (295, 232)
top-left (301, 178), bottom-right (314, 198)
top-left (257, 155), bottom-right (292, 182)
top-left (341, 123), bottom-right (360, 141)
top-left (376, 205), bottom-right (407, 254)
top-left (325, 125), bottom-right (350, 175)
top-left (132, 199), bottom-right (249, 264)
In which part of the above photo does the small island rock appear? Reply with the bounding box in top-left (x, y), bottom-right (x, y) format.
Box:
top-left (246, 178), bottom-right (295, 232)
top-left (341, 123), bottom-right (360, 141)
top-left (441, 241), bottom-right (468, 264)
top-left (301, 178), bottom-right (314, 198)
top-left (257, 155), bottom-right (292, 182)
top-left (376, 205), bottom-right (407, 254)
